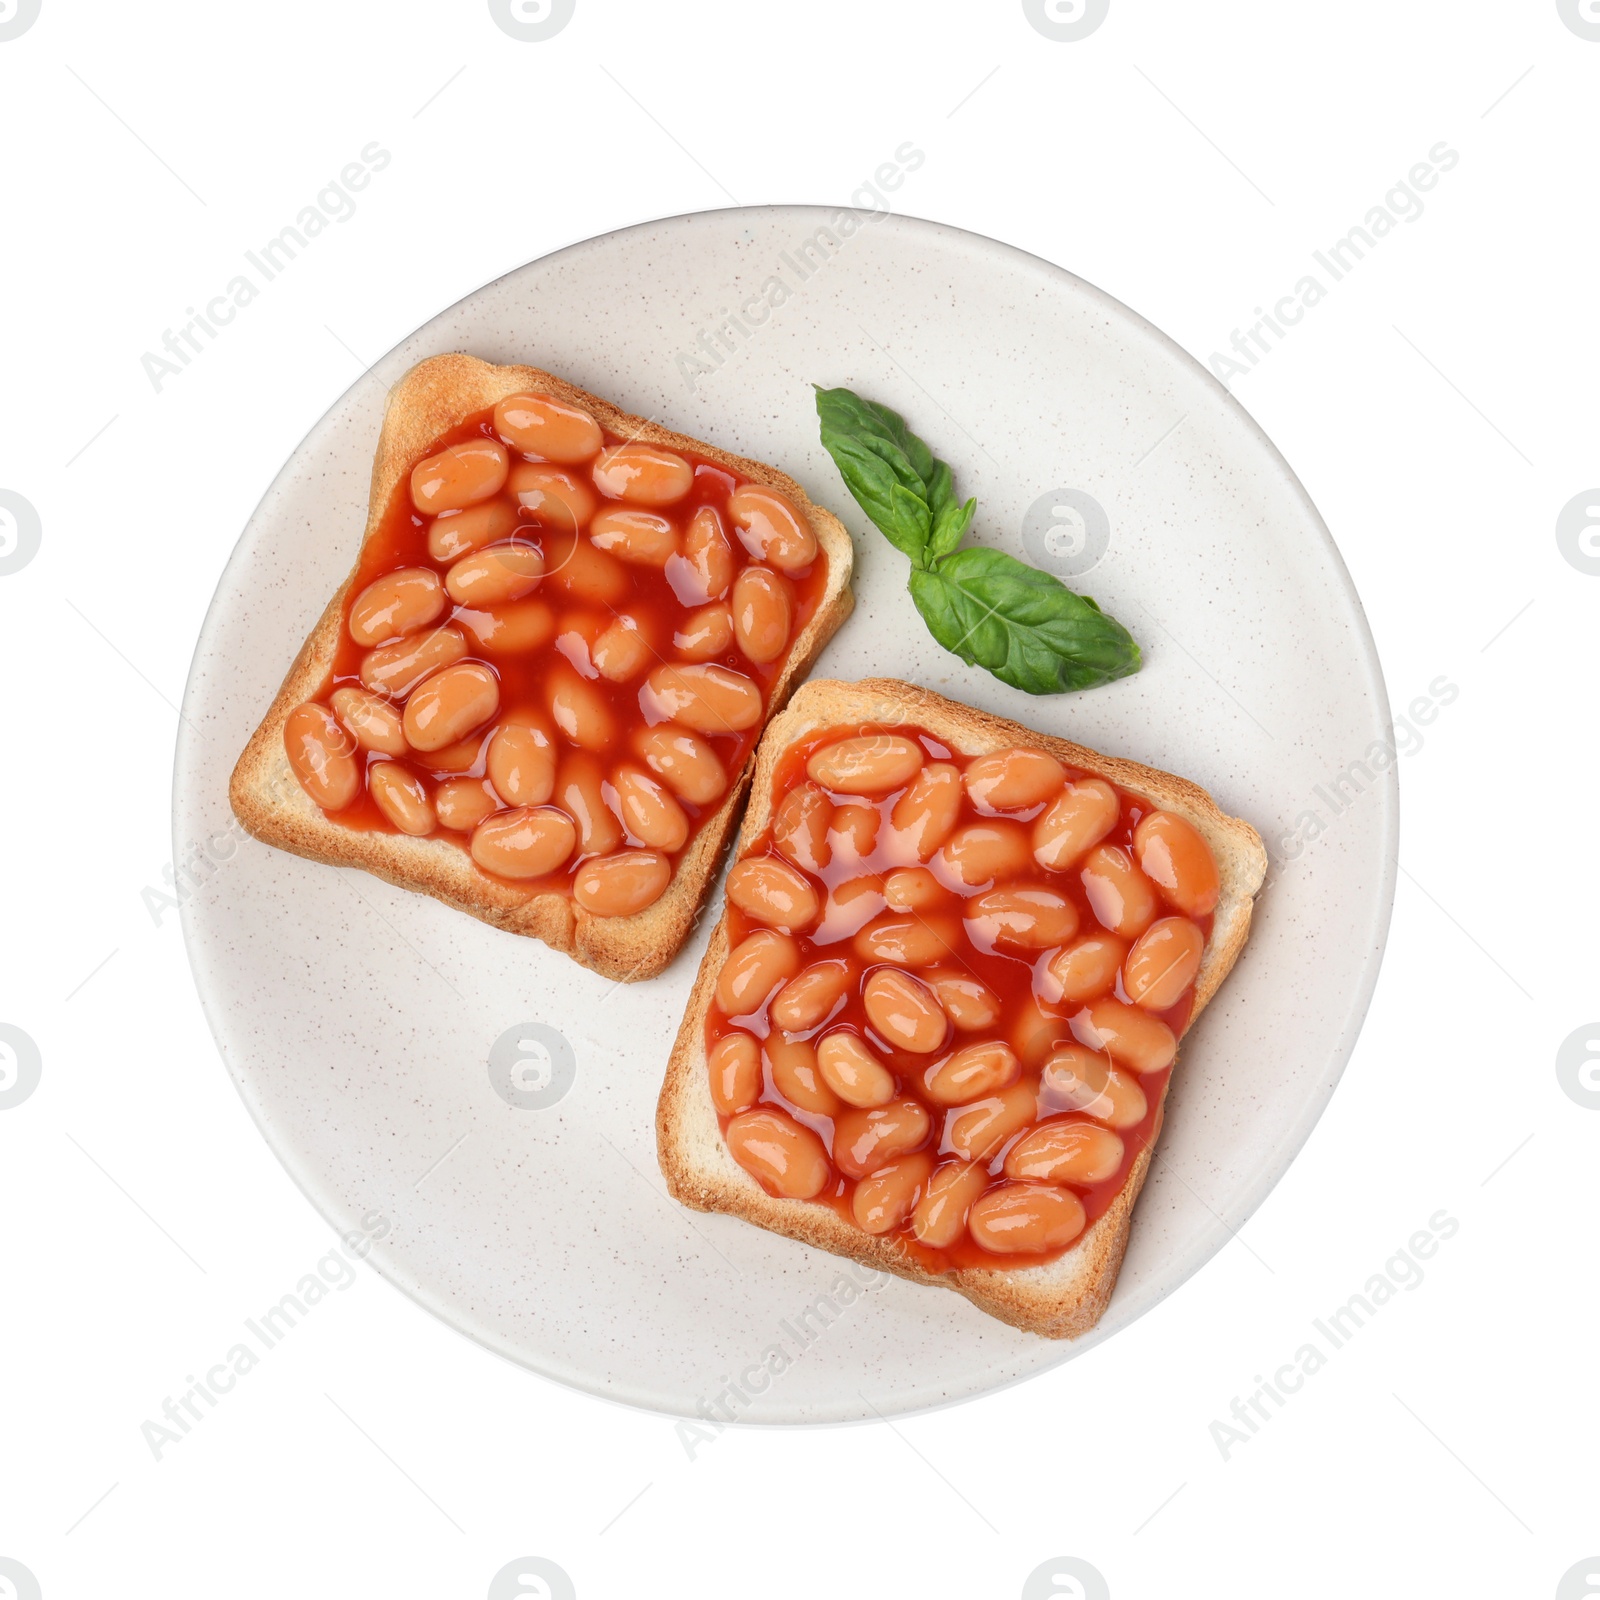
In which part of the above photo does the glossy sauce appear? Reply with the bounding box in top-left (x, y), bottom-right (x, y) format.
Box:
top-left (297, 408), bottom-right (828, 903)
top-left (707, 726), bottom-right (1213, 1273)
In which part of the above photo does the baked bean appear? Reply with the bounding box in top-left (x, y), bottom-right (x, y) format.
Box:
top-left (589, 506), bottom-right (678, 567)
top-left (592, 442), bottom-right (693, 505)
top-left (493, 392), bottom-right (602, 463)
top-left (673, 604), bottom-right (733, 662)
top-left (403, 662), bottom-right (500, 753)
top-left (926, 969), bottom-right (1001, 1031)
top-left (833, 1098), bottom-right (931, 1179)
top-left (817, 874), bottom-right (887, 943)
top-left (487, 719), bottom-right (556, 808)
top-left (862, 969), bottom-right (947, 1054)
top-left (726, 856), bottom-right (819, 933)
top-left (455, 599), bottom-right (556, 656)
top-left (1124, 917), bottom-right (1204, 1010)
top-left (469, 805), bottom-right (576, 879)
top-left (555, 751), bottom-right (623, 855)
top-left (444, 542), bottom-right (544, 607)
top-left (592, 614), bottom-right (655, 683)
top-left (806, 735), bottom-right (924, 795)
top-left (817, 1031), bottom-right (897, 1108)
top-left (944, 1080), bottom-right (1036, 1161)
top-left (935, 821), bottom-right (1032, 889)
top-left (924, 1040), bottom-right (1020, 1107)
top-left (420, 730), bottom-right (491, 774)
top-left (828, 803), bottom-right (880, 861)
top-left (552, 613), bottom-right (606, 677)
top-left (330, 686), bottom-right (407, 757)
top-left (883, 867), bottom-right (950, 912)
top-left (434, 776), bottom-right (499, 833)
top-left (1004, 1118), bottom-right (1124, 1186)
top-left (668, 505), bottom-right (735, 604)
top-left (1075, 997), bottom-right (1177, 1074)
top-left (853, 912), bottom-right (962, 968)
top-left (284, 702), bottom-right (360, 811)
top-left (725, 1108), bottom-right (831, 1199)
top-left (770, 958), bottom-right (854, 1033)
top-left (641, 663), bottom-right (762, 733)
top-left (359, 626), bottom-right (468, 698)
top-left (540, 527), bottom-right (629, 605)
top-left (912, 1160), bottom-right (989, 1248)
top-left (1081, 844), bottom-right (1158, 938)
top-left (1039, 1046), bottom-right (1148, 1130)
top-left (716, 929), bottom-right (801, 1016)
top-left (573, 849), bottom-right (671, 916)
top-left (1041, 934), bottom-right (1128, 1006)
top-left (368, 762), bottom-right (434, 836)
top-left (853, 1152), bottom-right (934, 1235)
top-left (428, 499), bottom-right (520, 563)
top-left (349, 567), bottom-right (445, 648)
top-left (969, 1184), bottom-right (1085, 1254)
top-left (1011, 994), bottom-right (1076, 1071)
top-left (1134, 810), bottom-right (1221, 917)
top-left (611, 763), bottom-right (688, 851)
top-left (964, 748), bottom-right (1067, 813)
top-left (547, 664), bottom-right (617, 751)
top-left (708, 1031), bottom-right (762, 1116)
top-left (1033, 779), bottom-right (1120, 872)
top-left (731, 567), bottom-right (793, 664)
top-left (411, 438), bottom-right (509, 515)
top-left (765, 1034), bottom-right (842, 1116)
top-left (772, 784), bottom-right (832, 875)
top-left (633, 723), bottom-right (727, 805)
top-left (507, 462), bottom-right (597, 531)
top-left (889, 763), bottom-right (963, 860)
top-left (964, 886), bottom-right (1078, 952)
top-left (727, 483), bottom-right (817, 572)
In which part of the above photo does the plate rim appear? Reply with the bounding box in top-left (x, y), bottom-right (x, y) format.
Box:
top-left (174, 203), bottom-right (1399, 1423)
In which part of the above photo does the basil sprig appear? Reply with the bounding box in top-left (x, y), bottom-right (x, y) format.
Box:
top-left (814, 386), bottom-right (1141, 695)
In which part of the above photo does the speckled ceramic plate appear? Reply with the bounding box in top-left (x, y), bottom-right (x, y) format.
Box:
top-left (175, 208), bottom-right (1397, 1422)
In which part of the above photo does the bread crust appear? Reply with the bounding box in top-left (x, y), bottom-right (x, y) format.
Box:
top-left (228, 354), bottom-right (854, 981)
top-left (655, 678), bottom-right (1268, 1338)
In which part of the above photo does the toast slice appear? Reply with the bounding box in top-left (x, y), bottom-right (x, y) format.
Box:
top-left (230, 353), bottom-right (854, 981)
top-left (656, 678), bottom-right (1267, 1338)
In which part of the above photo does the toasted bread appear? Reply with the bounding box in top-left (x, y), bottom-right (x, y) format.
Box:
top-left (656, 678), bottom-right (1267, 1338)
top-left (229, 354), bottom-right (854, 981)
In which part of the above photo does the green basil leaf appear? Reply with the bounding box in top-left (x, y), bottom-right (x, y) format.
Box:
top-left (815, 386), bottom-right (934, 562)
top-left (814, 384), bottom-right (1142, 694)
top-left (908, 546), bottom-right (1142, 694)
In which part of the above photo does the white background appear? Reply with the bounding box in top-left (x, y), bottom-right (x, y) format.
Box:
top-left (2, 2), bottom-right (1596, 1597)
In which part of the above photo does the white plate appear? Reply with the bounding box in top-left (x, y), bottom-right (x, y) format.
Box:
top-left (176, 208), bottom-right (1396, 1423)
